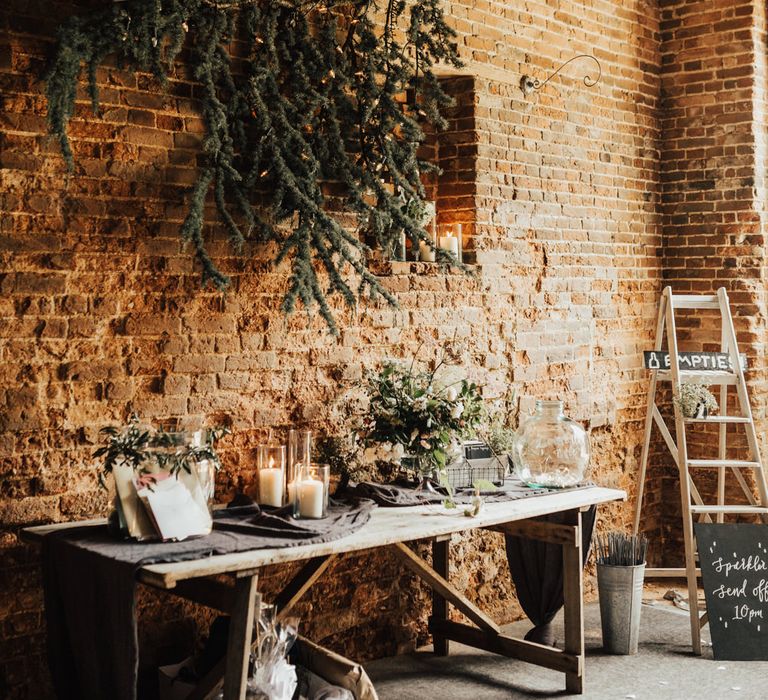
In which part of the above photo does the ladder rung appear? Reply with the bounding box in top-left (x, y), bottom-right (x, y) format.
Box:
top-left (656, 370), bottom-right (737, 384)
top-left (690, 505), bottom-right (768, 515)
top-left (670, 294), bottom-right (720, 309)
top-left (684, 416), bottom-right (750, 424)
top-left (645, 567), bottom-right (701, 578)
top-left (688, 459), bottom-right (761, 469)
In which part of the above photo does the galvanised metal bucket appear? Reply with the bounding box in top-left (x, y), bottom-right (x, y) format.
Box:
top-left (597, 562), bottom-right (645, 654)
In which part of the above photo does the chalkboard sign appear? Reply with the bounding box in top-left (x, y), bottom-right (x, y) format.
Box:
top-left (695, 523), bottom-right (768, 660)
top-left (643, 351), bottom-right (747, 372)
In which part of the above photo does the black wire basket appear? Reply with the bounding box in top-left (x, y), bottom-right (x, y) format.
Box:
top-left (444, 441), bottom-right (507, 490)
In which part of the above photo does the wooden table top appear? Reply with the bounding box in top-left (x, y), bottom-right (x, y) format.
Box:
top-left (23, 486), bottom-right (625, 589)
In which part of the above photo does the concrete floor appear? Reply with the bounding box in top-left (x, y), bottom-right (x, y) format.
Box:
top-left (365, 599), bottom-right (768, 700)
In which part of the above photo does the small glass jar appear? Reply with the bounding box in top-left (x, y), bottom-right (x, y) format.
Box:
top-left (512, 400), bottom-right (589, 488)
top-left (257, 443), bottom-right (286, 507)
top-left (293, 463), bottom-right (330, 519)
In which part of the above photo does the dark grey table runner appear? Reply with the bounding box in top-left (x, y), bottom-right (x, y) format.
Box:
top-left (346, 478), bottom-right (580, 506)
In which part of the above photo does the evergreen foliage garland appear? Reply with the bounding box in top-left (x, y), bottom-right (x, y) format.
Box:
top-left (43, 0), bottom-right (463, 332)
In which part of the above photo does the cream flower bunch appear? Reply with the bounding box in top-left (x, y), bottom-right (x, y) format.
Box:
top-left (674, 382), bottom-right (718, 418)
top-left (360, 361), bottom-right (483, 479)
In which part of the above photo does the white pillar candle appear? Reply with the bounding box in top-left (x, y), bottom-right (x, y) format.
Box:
top-left (259, 468), bottom-right (284, 507)
top-left (419, 241), bottom-right (436, 262)
top-left (439, 235), bottom-right (459, 258)
top-left (298, 478), bottom-right (324, 518)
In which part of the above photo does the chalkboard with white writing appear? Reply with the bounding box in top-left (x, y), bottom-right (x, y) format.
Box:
top-left (695, 523), bottom-right (768, 660)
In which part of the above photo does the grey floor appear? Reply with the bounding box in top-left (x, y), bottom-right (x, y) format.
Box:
top-left (365, 602), bottom-right (768, 700)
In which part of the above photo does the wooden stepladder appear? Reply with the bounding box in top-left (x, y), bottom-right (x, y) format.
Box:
top-left (633, 286), bottom-right (768, 655)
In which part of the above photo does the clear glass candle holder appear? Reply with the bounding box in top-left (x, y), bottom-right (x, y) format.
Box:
top-left (286, 429), bottom-right (312, 506)
top-left (257, 443), bottom-right (286, 507)
top-left (292, 463), bottom-right (329, 519)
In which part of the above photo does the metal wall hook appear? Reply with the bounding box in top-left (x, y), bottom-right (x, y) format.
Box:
top-left (520, 54), bottom-right (602, 96)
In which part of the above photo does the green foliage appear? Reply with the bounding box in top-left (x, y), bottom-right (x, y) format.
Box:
top-left (93, 414), bottom-right (230, 487)
top-left (485, 420), bottom-right (516, 455)
top-left (477, 390), bottom-right (517, 454)
top-left (93, 415), bottom-right (152, 488)
top-left (472, 479), bottom-right (496, 491)
top-left (360, 356), bottom-right (483, 480)
top-left (43, 0), bottom-right (463, 333)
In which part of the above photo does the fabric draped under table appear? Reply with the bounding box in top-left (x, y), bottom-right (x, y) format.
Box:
top-left (42, 499), bottom-right (373, 700)
top-left (347, 479), bottom-right (597, 646)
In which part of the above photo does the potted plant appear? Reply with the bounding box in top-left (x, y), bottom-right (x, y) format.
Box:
top-left (674, 382), bottom-right (718, 418)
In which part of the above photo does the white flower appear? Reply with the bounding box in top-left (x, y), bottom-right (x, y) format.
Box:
top-left (451, 402), bottom-right (464, 419)
top-left (445, 386), bottom-right (458, 402)
top-left (380, 441), bottom-right (393, 453)
top-left (391, 443), bottom-right (405, 460)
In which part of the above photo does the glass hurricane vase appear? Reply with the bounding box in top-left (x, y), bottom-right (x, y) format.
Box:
top-left (409, 454), bottom-right (440, 492)
top-left (512, 400), bottom-right (589, 488)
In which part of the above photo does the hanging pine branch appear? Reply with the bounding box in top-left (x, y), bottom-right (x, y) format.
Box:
top-left (43, 0), bottom-right (463, 333)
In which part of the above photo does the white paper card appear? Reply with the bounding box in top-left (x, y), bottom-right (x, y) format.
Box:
top-left (138, 476), bottom-right (212, 541)
top-left (113, 463), bottom-right (157, 540)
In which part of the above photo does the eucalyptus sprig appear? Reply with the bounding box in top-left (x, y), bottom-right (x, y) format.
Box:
top-left (93, 415), bottom-right (230, 488)
top-left (93, 414), bottom-right (152, 488)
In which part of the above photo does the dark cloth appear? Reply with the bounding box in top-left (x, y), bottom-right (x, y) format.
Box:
top-left (505, 505), bottom-right (597, 646)
top-left (346, 478), bottom-right (591, 507)
top-left (43, 533), bottom-right (138, 700)
top-left (41, 499), bottom-right (373, 700)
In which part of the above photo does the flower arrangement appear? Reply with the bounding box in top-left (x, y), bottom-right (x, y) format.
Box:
top-left (674, 382), bottom-right (718, 418)
top-left (360, 360), bottom-right (483, 482)
top-left (315, 433), bottom-right (373, 489)
top-left (94, 414), bottom-right (229, 488)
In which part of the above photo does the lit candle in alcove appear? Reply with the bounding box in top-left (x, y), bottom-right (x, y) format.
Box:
top-left (438, 223), bottom-right (462, 262)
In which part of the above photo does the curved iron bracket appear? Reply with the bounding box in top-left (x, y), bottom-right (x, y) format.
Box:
top-left (520, 54), bottom-right (602, 96)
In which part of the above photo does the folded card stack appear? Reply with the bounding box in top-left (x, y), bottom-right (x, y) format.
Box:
top-left (113, 466), bottom-right (212, 541)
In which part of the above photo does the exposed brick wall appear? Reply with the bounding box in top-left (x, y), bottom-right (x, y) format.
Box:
top-left (0, 1), bottom-right (663, 697)
top-left (657, 0), bottom-right (768, 563)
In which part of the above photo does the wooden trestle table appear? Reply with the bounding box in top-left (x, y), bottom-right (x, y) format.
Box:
top-left (24, 485), bottom-right (625, 700)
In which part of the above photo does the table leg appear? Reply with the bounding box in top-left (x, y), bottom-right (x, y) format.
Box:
top-left (432, 536), bottom-right (450, 656)
top-left (562, 510), bottom-right (584, 694)
top-left (223, 573), bottom-right (260, 700)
